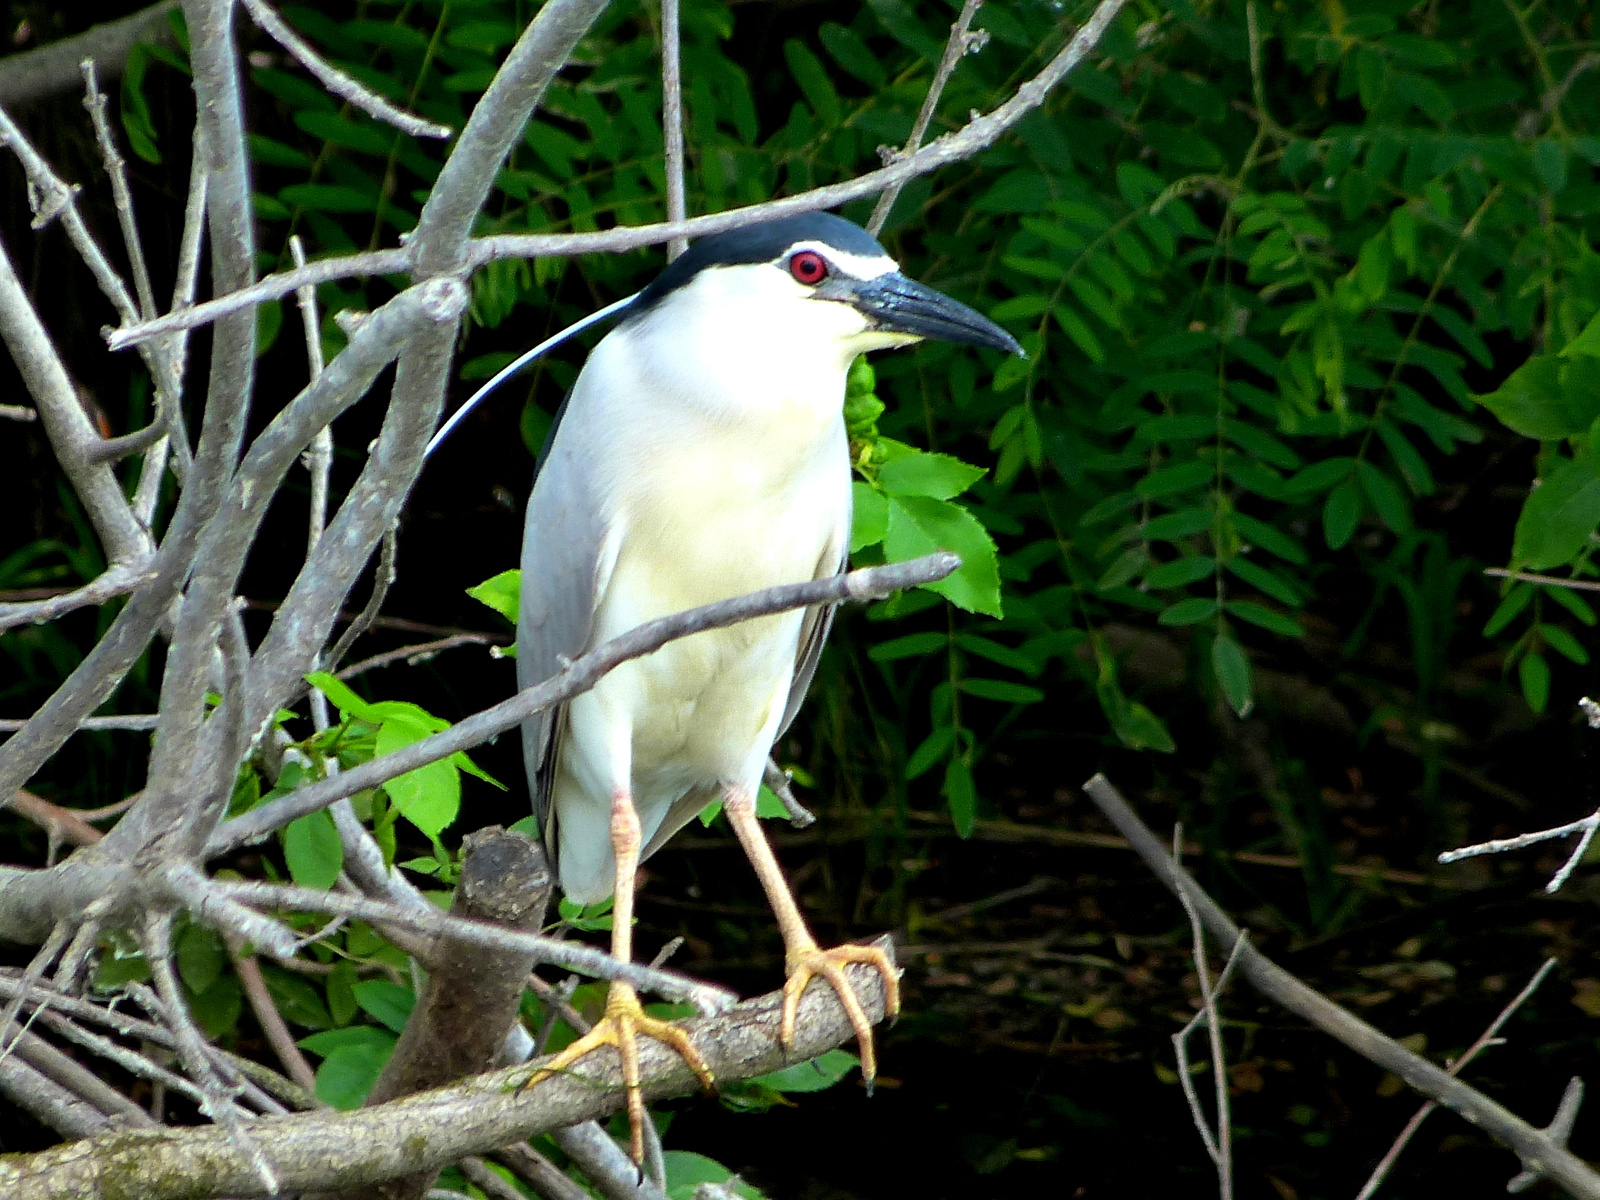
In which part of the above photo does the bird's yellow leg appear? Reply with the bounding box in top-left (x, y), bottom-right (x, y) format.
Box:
top-left (721, 784), bottom-right (900, 1088)
top-left (521, 789), bottom-right (713, 1162)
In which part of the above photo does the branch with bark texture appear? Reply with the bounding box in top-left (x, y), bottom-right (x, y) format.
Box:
top-left (0, 945), bottom-right (893, 1200)
top-left (1081, 774), bottom-right (1600, 1200)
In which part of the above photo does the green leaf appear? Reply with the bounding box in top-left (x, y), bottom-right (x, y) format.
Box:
top-left (327, 961), bottom-right (359, 1026)
top-left (1323, 480), bottom-right (1363, 549)
top-left (176, 924), bottom-right (225, 996)
top-left (379, 719), bottom-right (460, 839)
top-left (818, 22), bottom-right (885, 88)
top-left (944, 756), bottom-right (977, 837)
top-left (851, 482), bottom-right (889, 551)
top-left (1052, 305), bottom-right (1105, 363)
top-left (1225, 601), bottom-right (1304, 638)
top-left (282, 809), bottom-right (343, 891)
top-left (1477, 357), bottom-right (1600, 440)
top-left (305, 672), bottom-right (381, 722)
top-left (1520, 651), bottom-right (1551, 713)
top-left (279, 184), bottom-right (378, 213)
top-left (1539, 624), bottom-right (1590, 665)
top-left (1357, 462), bottom-right (1411, 534)
top-left (867, 632), bottom-right (947, 662)
top-left (663, 1151), bottom-right (768, 1200)
top-left (1212, 635), bottom-right (1254, 718)
top-left (1136, 462), bottom-right (1213, 499)
top-left (352, 980), bottom-right (415, 1034)
top-left (1513, 457), bottom-right (1600, 569)
top-left (783, 39), bottom-right (840, 125)
top-left (958, 679), bottom-right (1045, 704)
top-left (315, 1036), bottom-right (396, 1110)
top-left (884, 496), bottom-right (1002, 617)
top-left (1145, 556), bottom-right (1216, 589)
top-left (1159, 598), bottom-right (1219, 626)
top-left (749, 1050), bottom-right (860, 1093)
top-left (905, 725), bottom-right (955, 779)
top-left (1483, 582), bottom-right (1534, 637)
top-left (877, 452), bottom-right (986, 500)
top-left (466, 569), bottom-right (520, 624)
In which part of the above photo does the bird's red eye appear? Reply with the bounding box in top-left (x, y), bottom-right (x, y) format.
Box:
top-left (789, 251), bottom-right (828, 285)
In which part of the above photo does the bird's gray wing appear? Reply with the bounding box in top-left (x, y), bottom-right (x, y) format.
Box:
top-left (517, 392), bottom-right (611, 879)
top-left (776, 538), bottom-right (849, 742)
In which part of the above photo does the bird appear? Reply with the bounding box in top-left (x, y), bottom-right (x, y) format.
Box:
top-left (515, 211), bottom-right (1020, 1156)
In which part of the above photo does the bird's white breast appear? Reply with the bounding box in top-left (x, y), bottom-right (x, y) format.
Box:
top-left (547, 300), bottom-right (852, 889)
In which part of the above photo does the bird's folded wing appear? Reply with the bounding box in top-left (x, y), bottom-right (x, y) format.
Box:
top-left (517, 415), bottom-right (615, 871)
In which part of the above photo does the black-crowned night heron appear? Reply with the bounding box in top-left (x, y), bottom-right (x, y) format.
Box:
top-left (516, 212), bottom-right (1020, 1151)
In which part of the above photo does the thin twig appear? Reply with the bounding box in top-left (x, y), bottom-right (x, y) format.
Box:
top-left (0, 403), bottom-right (36, 421)
top-left (323, 523), bottom-right (400, 672)
top-left (1484, 567), bottom-right (1600, 593)
top-left (1437, 807), bottom-right (1600, 893)
top-left (202, 878), bottom-right (739, 1014)
top-left (1355, 958), bottom-right (1558, 1200)
top-left (867, 0), bottom-right (986, 235)
top-left (660, 0), bottom-right (686, 260)
top-left (238, 0), bottom-right (452, 139)
top-left (226, 940), bottom-right (321, 1098)
top-left (334, 633), bottom-right (504, 681)
top-left (0, 715), bottom-right (159, 733)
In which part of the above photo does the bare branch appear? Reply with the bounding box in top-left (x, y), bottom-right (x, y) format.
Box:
top-left (0, 402), bottom-right (36, 421)
top-left (324, 523), bottom-right (401, 673)
top-left (238, 0), bottom-right (452, 139)
top-left (0, 943), bottom-right (894, 1200)
top-left (1438, 802), bottom-right (1600, 894)
top-left (81, 60), bottom-right (159, 321)
top-left (1081, 773), bottom-right (1600, 1200)
top-left (660, 0), bottom-right (687, 261)
top-left (212, 553), bottom-right (960, 852)
top-left (409, 0), bottom-right (613, 275)
top-left (0, 1048), bottom-right (111, 1139)
top-left (335, 633), bottom-right (504, 681)
top-left (0, 715), bottom-right (160, 733)
top-left (9, 1025), bottom-right (154, 1126)
top-left (108, 0), bottom-right (1130, 350)
top-left (867, 0), bottom-right (986, 235)
top-left (0, 3), bottom-right (178, 109)
top-left (0, 560), bottom-right (157, 634)
top-left (200, 878), bottom-right (739, 1014)
top-left (1484, 567), bottom-right (1600, 593)
top-left (228, 940), bottom-right (321, 1098)
top-left (490, 1142), bottom-right (590, 1200)
top-left (1355, 958), bottom-right (1558, 1200)
top-left (552, 1122), bottom-right (669, 1200)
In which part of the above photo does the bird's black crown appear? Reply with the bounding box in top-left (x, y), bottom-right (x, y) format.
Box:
top-left (632, 212), bottom-right (888, 312)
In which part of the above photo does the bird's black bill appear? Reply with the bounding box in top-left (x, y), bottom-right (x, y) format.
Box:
top-left (839, 273), bottom-right (1023, 356)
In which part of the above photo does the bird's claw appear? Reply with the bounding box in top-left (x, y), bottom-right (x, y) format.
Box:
top-left (780, 942), bottom-right (901, 1091)
top-left (519, 983), bottom-right (714, 1163)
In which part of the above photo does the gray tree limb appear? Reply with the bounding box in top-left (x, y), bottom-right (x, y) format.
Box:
top-left (0, 4), bottom-right (178, 108)
top-left (0, 945), bottom-right (893, 1200)
top-left (1080, 774), bottom-right (1600, 1200)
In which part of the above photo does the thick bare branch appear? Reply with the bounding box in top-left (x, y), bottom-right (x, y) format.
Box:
top-left (1081, 774), bottom-right (1600, 1200)
top-left (0, 3), bottom-right (178, 108)
top-left (0, 945), bottom-right (893, 1200)
top-left (211, 553), bottom-right (960, 852)
top-left (0, 1051), bottom-right (111, 1140)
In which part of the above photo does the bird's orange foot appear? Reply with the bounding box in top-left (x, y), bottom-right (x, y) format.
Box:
top-left (519, 983), bottom-right (714, 1162)
top-left (780, 941), bottom-right (901, 1090)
